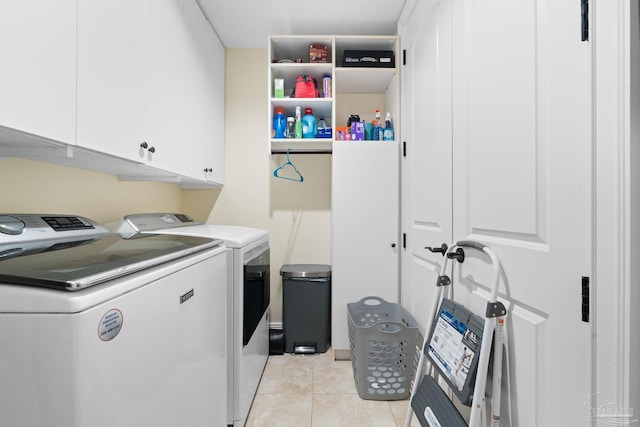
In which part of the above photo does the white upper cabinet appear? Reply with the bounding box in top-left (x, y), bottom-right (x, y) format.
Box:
top-left (164, 0), bottom-right (225, 185)
top-left (1, 0), bottom-right (224, 188)
top-left (77, 0), bottom-right (149, 161)
top-left (0, 1), bottom-right (77, 145)
top-left (143, 0), bottom-right (224, 186)
top-left (143, 0), bottom-right (189, 177)
top-left (183, 0), bottom-right (225, 185)
top-left (77, 0), bottom-right (225, 187)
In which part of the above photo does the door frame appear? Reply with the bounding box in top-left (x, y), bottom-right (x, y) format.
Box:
top-left (593, 0), bottom-right (639, 416)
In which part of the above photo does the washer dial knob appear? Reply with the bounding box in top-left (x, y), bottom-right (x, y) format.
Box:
top-left (0, 216), bottom-right (26, 235)
top-left (160, 214), bottom-right (175, 224)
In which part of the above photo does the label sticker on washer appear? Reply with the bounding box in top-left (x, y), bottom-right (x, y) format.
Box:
top-left (98, 309), bottom-right (123, 341)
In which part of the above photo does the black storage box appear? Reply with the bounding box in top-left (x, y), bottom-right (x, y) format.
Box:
top-left (342, 50), bottom-right (395, 68)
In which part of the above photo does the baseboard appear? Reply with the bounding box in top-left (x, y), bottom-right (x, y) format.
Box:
top-left (269, 321), bottom-right (283, 330)
top-left (333, 349), bottom-right (351, 360)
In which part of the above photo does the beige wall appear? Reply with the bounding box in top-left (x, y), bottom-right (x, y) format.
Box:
top-left (184, 48), bottom-right (332, 324)
top-left (0, 47), bottom-right (330, 325)
top-left (0, 157), bottom-right (183, 225)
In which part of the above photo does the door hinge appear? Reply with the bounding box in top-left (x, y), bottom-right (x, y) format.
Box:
top-left (581, 0), bottom-right (589, 41)
top-left (403, 141), bottom-right (407, 157)
top-left (581, 276), bottom-right (590, 322)
top-left (403, 233), bottom-right (407, 249)
top-left (403, 49), bottom-right (407, 66)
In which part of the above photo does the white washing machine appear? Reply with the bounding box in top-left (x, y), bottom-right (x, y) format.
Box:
top-left (112, 213), bottom-right (270, 427)
top-left (0, 214), bottom-right (228, 427)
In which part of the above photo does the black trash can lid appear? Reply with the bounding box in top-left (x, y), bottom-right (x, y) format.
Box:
top-left (280, 264), bottom-right (332, 278)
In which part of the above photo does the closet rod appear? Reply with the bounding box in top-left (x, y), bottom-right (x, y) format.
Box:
top-left (270, 148), bottom-right (332, 155)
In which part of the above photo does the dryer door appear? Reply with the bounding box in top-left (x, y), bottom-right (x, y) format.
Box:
top-left (243, 248), bottom-right (270, 346)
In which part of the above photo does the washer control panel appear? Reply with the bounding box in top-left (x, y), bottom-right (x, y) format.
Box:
top-left (0, 214), bottom-right (107, 243)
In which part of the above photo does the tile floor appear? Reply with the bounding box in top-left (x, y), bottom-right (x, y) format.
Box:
top-left (245, 350), bottom-right (421, 427)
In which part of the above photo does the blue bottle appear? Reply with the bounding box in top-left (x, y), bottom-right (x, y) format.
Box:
top-left (302, 108), bottom-right (317, 138)
top-left (383, 112), bottom-right (394, 141)
top-left (273, 107), bottom-right (286, 139)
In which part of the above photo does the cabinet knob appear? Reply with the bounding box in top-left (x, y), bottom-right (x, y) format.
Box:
top-left (140, 141), bottom-right (148, 149)
top-left (148, 146), bottom-right (155, 153)
top-left (391, 243), bottom-right (396, 248)
top-left (204, 168), bottom-right (213, 173)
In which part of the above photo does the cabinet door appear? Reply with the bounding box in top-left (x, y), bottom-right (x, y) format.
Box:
top-left (76, 0), bottom-right (149, 160)
top-left (331, 141), bottom-right (400, 356)
top-left (0, 1), bottom-right (76, 144)
top-left (145, 0), bottom-right (186, 175)
top-left (182, 0), bottom-right (225, 184)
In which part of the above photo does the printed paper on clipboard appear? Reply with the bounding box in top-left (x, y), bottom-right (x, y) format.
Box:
top-left (427, 309), bottom-right (479, 391)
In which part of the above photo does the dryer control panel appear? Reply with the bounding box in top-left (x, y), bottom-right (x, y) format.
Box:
top-left (120, 213), bottom-right (201, 233)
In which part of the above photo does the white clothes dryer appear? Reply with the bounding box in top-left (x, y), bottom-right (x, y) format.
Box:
top-left (112, 213), bottom-right (270, 427)
top-left (0, 214), bottom-right (228, 427)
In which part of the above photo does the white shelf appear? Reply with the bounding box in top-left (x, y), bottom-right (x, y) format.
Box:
top-left (268, 35), bottom-right (399, 156)
top-left (269, 98), bottom-right (332, 120)
top-left (334, 67), bottom-right (397, 94)
top-left (270, 63), bottom-right (332, 88)
top-left (270, 35), bottom-right (334, 63)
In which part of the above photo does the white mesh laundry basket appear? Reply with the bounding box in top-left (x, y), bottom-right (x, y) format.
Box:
top-left (347, 296), bottom-right (419, 400)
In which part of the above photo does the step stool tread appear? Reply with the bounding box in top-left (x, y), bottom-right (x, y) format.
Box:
top-left (411, 375), bottom-right (467, 427)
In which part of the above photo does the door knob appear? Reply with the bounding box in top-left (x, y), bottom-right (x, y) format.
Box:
top-left (447, 248), bottom-right (465, 263)
top-left (425, 243), bottom-right (448, 256)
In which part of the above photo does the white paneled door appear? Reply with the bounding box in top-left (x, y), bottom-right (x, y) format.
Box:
top-left (399, 0), bottom-right (453, 332)
top-left (401, 0), bottom-right (592, 425)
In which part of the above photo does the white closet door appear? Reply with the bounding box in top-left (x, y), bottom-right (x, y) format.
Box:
top-left (451, 0), bottom-right (592, 425)
top-left (331, 141), bottom-right (399, 356)
top-left (399, 0), bottom-right (454, 332)
top-left (401, 0), bottom-right (593, 423)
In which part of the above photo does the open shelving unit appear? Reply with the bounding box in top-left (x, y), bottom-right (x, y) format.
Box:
top-left (268, 35), bottom-right (399, 155)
